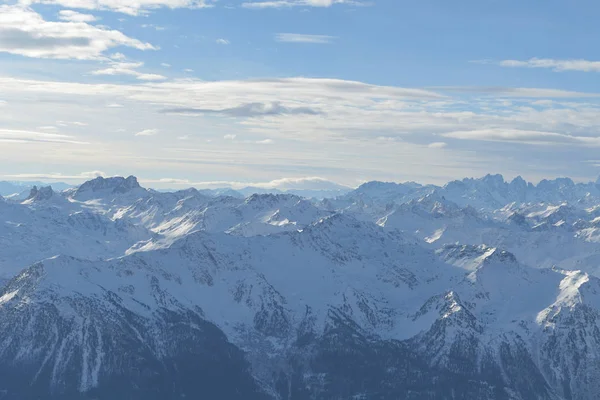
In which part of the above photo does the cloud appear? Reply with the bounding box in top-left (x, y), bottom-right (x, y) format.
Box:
top-left (216, 38), bottom-right (230, 45)
top-left (442, 129), bottom-right (600, 146)
top-left (255, 139), bottom-right (274, 144)
top-left (242, 0), bottom-right (367, 9)
top-left (0, 128), bottom-right (88, 144)
top-left (141, 24), bottom-right (166, 31)
top-left (22, 0), bottom-right (214, 16)
top-left (161, 101), bottom-right (324, 117)
top-left (135, 128), bottom-right (159, 136)
top-left (142, 176), bottom-right (352, 190)
top-left (433, 86), bottom-right (600, 98)
top-left (0, 5), bottom-right (155, 60)
top-left (428, 142), bottom-right (448, 149)
top-left (5, 171), bottom-right (106, 180)
top-left (91, 61), bottom-right (167, 81)
top-left (499, 58), bottom-right (600, 73)
top-left (224, 134), bottom-right (237, 140)
top-left (275, 33), bottom-right (336, 44)
top-left (154, 178), bottom-right (191, 184)
top-left (58, 10), bottom-right (97, 22)
top-left (161, 63), bottom-right (172, 67)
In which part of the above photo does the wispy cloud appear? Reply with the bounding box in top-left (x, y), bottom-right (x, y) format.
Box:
top-left (483, 58), bottom-right (600, 73)
top-left (428, 142), bottom-right (448, 149)
top-left (135, 129), bottom-right (159, 136)
top-left (23, 0), bottom-right (214, 16)
top-left (0, 129), bottom-right (88, 144)
top-left (434, 86), bottom-right (600, 98)
top-left (5, 171), bottom-right (106, 180)
top-left (141, 24), bottom-right (166, 31)
top-left (161, 101), bottom-right (323, 117)
top-left (275, 33), bottom-right (336, 44)
top-left (216, 38), bottom-right (230, 45)
top-left (442, 129), bottom-right (600, 146)
top-left (141, 176), bottom-right (351, 190)
top-left (58, 10), bottom-right (98, 22)
top-left (243, 0), bottom-right (368, 9)
top-left (91, 61), bottom-right (167, 81)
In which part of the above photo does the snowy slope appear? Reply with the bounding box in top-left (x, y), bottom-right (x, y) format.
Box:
top-left (2, 174), bottom-right (600, 399)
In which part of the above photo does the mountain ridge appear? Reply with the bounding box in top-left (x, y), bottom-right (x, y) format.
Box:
top-left (2, 173), bottom-right (600, 398)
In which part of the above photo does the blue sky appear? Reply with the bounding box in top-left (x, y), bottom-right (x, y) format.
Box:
top-left (1, 0), bottom-right (600, 189)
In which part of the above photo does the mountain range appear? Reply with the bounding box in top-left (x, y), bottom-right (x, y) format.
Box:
top-left (2, 174), bottom-right (600, 399)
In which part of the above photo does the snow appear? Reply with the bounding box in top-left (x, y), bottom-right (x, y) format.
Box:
top-left (0, 289), bottom-right (18, 305)
top-left (5, 173), bottom-right (600, 395)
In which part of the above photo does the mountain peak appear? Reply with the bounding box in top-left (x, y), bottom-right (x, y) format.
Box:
top-left (481, 173), bottom-right (506, 186)
top-left (25, 185), bottom-right (55, 202)
top-left (76, 175), bottom-right (141, 195)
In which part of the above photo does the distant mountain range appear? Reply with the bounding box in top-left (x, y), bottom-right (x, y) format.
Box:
top-left (0, 180), bottom-right (73, 197)
top-left (1, 174), bottom-right (600, 399)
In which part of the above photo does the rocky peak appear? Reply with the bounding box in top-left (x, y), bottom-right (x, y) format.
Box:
top-left (76, 175), bottom-right (141, 195)
top-left (25, 185), bottom-right (55, 202)
top-left (481, 173), bottom-right (506, 188)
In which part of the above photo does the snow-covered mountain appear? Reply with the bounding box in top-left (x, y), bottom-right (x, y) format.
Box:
top-left (3, 174), bottom-right (600, 399)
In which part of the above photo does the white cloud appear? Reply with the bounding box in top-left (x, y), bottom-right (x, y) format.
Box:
top-left (499, 58), bottom-right (600, 73)
top-left (216, 38), bottom-right (230, 45)
top-left (275, 33), bottom-right (336, 44)
top-left (255, 139), bottom-right (274, 144)
top-left (142, 176), bottom-right (352, 190)
top-left (161, 63), bottom-right (172, 67)
top-left (0, 5), bottom-right (155, 60)
top-left (243, 0), bottom-right (367, 9)
top-left (428, 142), bottom-right (447, 149)
top-left (434, 86), bottom-right (600, 98)
top-left (91, 61), bottom-right (167, 81)
top-left (110, 52), bottom-right (127, 61)
top-left (135, 128), bottom-right (159, 136)
top-left (22, 0), bottom-right (214, 16)
top-left (58, 10), bottom-right (97, 22)
top-left (3, 73), bottom-right (600, 185)
top-left (56, 120), bottom-right (88, 126)
top-left (442, 129), bottom-right (600, 146)
top-left (0, 128), bottom-right (88, 144)
top-left (141, 24), bottom-right (166, 31)
top-left (5, 171), bottom-right (106, 180)
top-left (224, 134), bottom-right (237, 140)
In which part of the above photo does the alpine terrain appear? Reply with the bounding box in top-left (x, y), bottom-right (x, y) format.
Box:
top-left (2, 174), bottom-right (600, 399)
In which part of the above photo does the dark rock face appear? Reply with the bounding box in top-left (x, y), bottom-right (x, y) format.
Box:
top-left (272, 312), bottom-right (556, 400)
top-left (26, 185), bottom-right (55, 201)
top-left (0, 276), bottom-right (268, 400)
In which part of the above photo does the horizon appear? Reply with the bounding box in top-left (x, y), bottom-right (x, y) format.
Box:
top-left (3, 171), bottom-right (600, 193)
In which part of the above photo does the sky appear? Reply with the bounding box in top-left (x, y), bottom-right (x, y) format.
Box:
top-left (1, 0), bottom-right (600, 189)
